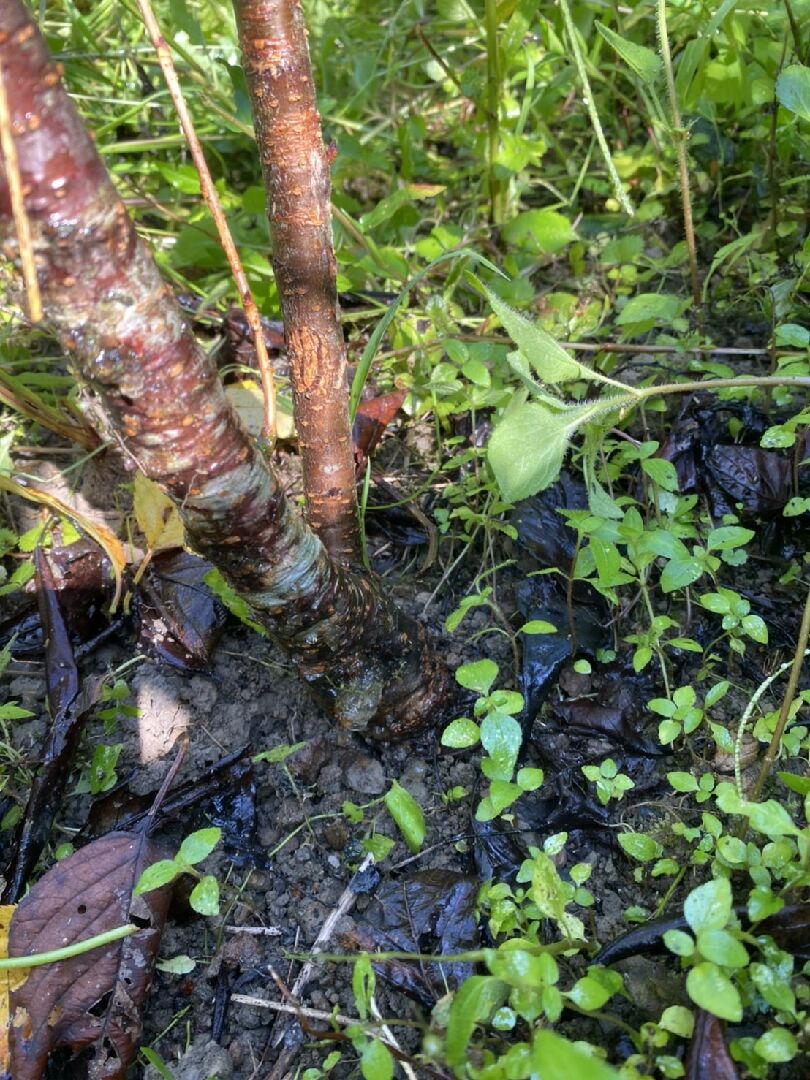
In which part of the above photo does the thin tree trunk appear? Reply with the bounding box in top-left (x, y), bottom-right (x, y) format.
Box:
top-left (0, 0), bottom-right (446, 739)
top-left (233, 0), bottom-right (359, 565)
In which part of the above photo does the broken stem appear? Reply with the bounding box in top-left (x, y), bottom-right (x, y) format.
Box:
top-left (749, 584), bottom-right (810, 804)
top-left (136, 0), bottom-right (276, 443)
top-left (0, 924), bottom-right (137, 970)
top-left (657, 0), bottom-right (701, 311)
top-left (0, 54), bottom-right (41, 321)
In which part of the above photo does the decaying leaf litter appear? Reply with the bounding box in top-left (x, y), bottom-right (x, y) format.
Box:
top-left (1, 0), bottom-right (810, 1078)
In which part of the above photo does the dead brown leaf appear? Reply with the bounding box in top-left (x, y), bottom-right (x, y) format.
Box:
top-left (8, 831), bottom-right (172, 1079)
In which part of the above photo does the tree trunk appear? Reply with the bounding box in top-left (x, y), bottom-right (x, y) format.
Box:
top-left (234, 0), bottom-right (359, 566)
top-left (0, 0), bottom-right (447, 739)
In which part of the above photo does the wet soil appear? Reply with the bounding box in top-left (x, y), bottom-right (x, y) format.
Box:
top-left (1, 420), bottom-right (808, 1080)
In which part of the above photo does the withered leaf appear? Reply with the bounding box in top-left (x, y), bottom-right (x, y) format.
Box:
top-left (134, 550), bottom-right (227, 671)
top-left (133, 473), bottom-right (185, 553)
top-left (8, 831), bottom-right (172, 1080)
top-left (353, 388), bottom-right (407, 469)
top-left (340, 870), bottom-right (479, 1007)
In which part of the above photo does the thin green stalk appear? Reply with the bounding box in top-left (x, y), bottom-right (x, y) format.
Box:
top-left (558, 0), bottom-right (634, 217)
top-left (640, 573), bottom-right (670, 698)
top-left (782, 0), bottom-right (805, 64)
top-left (657, 0), bottom-right (700, 310)
top-left (733, 657), bottom-right (795, 798)
top-left (484, 0), bottom-right (505, 223)
top-left (0, 923), bottom-right (136, 970)
top-left (359, 457), bottom-right (372, 573)
top-left (749, 585), bottom-right (810, 803)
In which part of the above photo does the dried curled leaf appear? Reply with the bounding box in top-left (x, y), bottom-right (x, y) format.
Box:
top-left (8, 832), bottom-right (171, 1080)
top-left (133, 473), bottom-right (184, 553)
top-left (0, 476), bottom-right (126, 610)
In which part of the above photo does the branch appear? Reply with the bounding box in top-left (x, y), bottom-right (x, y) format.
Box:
top-left (233, 0), bottom-right (360, 564)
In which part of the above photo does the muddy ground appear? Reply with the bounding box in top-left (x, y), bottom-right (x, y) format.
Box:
top-left (1, 409), bottom-right (809, 1080)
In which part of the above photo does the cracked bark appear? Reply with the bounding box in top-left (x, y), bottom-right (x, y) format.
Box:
top-left (233, 0), bottom-right (360, 565)
top-left (0, 0), bottom-right (447, 739)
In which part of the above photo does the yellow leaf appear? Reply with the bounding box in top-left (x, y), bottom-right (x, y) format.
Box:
top-left (0, 904), bottom-right (27, 1073)
top-left (0, 476), bottom-right (127, 612)
top-left (226, 380), bottom-right (295, 441)
top-left (133, 473), bottom-right (185, 553)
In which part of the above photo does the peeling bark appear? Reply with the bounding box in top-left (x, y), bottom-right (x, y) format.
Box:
top-left (0, 0), bottom-right (447, 739)
top-left (233, 0), bottom-right (360, 565)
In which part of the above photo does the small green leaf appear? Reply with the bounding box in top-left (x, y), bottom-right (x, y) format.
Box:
top-left (686, 961), bottom-right (742, 1022)
top-left (156, 954), bottom-right (196, 975)
top-left (776, 64), bottom-right (810, 123)
top-left (253, 741), bottom-right (307, 764)
top-left (705, 681), bottom-right (730, 708)
top-left (750, 962), bottom-right (796, 1013)
top-left (532, 1030), bottom-right (621, 1080)
top-left (521, 620), bottom-right (558, 634)
top-left (455, 658), bottom-right (498, 695)
top-left (177, 827), bottom-right (221, 867)
top-left (362, 835), bottom-right (394, 861)
top-left (501, 209), bottom-right (575, 255)
top-left (668, 771), bottom-right (699, 793)
top-left (747, 887), bottom-right (784, 923)
top-left (616, 293), bottom-right (683, 329)
top-left (741, 614), bottom-right (768, 643)
top-left (659, 1005), bottom-right (694, 1038)
top-left (660, 557), bottom-right (703, 593)
top-left (353, 953), bottom-right (375, 1021)
top-left (384, 780), bottom-right (426, 853)
top-left (566, 975), bottom-right (613, 1010)
top-left (745, 799), bottom-right (799, 837)
top-left (663, 929), bottom-right (695, 957)
top-left (481, 281), bottom-right (584, 383)
top-left (696, 929), bottom-right (749, 969)
top-left (516, 767), bottom-right (544, 791)
top-left (446, 976), bottom-right (509, 1076)
top-left (189, 874), bottom-right (220, 917)
top-left (489, 400), bottom-right (601, 501)
top-left (596, 21), bottom-right (662, 84)
top-left (754, 1027), bottom-right (797, 1063)
top-left (441, 716), bottom-right (480, 748)
top-left (617, 832), bottom-right (662, 862)
top-left (641, 457), bottom-right (679, 492)
top-left (480, 712), bottom-right (522, 781)
top-left (135, 860), bottom-right (180, 895)
top-left (778, 771), bottom-right (810, 795)
top-left (361, 1038), bottom-right (394, 1080)
top-left (684, 878), bottom-right (732, 933)
top-left (707, 526), bottom-right (755, 551)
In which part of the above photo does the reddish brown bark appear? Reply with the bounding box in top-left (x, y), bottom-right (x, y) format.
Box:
top-left (233, 0), bottom-right (359, 565)
top-left (0, 0), bottom-right (446, 738)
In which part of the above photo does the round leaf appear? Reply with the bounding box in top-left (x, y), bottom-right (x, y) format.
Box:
top-left (190, 874), bottom-right (220, 917)
top-left (684, 877), bottom-right (732, 933)
top-left (441, 716), bottom-right (480, 749)
top-left (754, 1027), bottom-right (797, 1063)
top-left (686, 961), bottom-right (742, 1022)
top-left (696, 929), bottom-right (749, 969)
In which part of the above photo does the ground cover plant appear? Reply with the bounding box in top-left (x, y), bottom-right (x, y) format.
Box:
top-left (0, 0), bottom-right (808, 1078)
